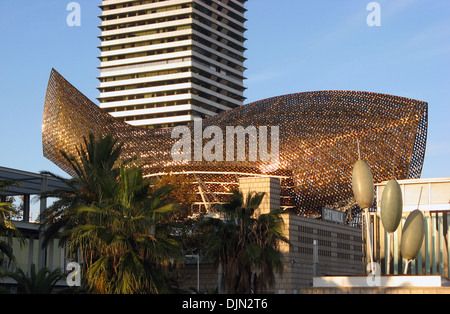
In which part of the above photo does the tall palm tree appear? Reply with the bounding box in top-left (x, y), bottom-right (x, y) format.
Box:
top-left (66, 166), bottom-right (181, 294)
top-left (203, 190), bottom-right (289, 294)
top-left (40, 133), bottom-right (181, 294)
top-left (39, 133), bottom-right (123, 247)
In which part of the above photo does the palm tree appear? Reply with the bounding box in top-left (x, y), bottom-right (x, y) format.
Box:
top-left (39, 133), bottom-right (123, 247)
top-left (203, 190), bottom-right (289, 294)
top-left (65, 166), bottom-right (181, 294)
top-left (0, 181), bottom-right (25, 268)
top-left (40, 133), bottom-right (181, 294)
top-left (1, 264), bottom-right (64, 294)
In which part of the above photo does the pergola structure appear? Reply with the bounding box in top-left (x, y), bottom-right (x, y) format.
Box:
top-left (0, 166), bottom-right (69, 271)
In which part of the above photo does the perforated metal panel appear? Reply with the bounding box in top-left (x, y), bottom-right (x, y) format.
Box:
top-left (42, 69), bottom-right (428, 217)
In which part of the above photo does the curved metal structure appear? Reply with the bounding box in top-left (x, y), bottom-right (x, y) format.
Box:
top-left (43, 69), bottom-right (428, 216)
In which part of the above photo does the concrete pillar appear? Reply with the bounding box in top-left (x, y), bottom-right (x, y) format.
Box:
top-left (60, 241), bottom-right (66, 271)
top-left (313, 239), bottom-right (319, 277)
top-left (238, 177), bottom-right (281, 216)
top-left (38, 175), bottom-right (48, 269)
top-left (28, 236), bottom-right (34, 271)
top-left (22, 194), bottom-right (30, 222)
top-left (48, 239), bottom-right (54, 271)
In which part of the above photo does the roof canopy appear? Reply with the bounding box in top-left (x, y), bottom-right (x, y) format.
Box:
top-left (0, 166), bottom-right (68, 196)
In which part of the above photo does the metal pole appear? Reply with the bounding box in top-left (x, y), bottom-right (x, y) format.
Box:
top-left (386, 232), bottom-right (391, 275)
top-left (197, 255), bottom-right (200, 292)
top-left (186, 255), bottom-right (200, 292)
top-left (365, 208), bottom-right (375, 273)
top-left (313, 240), bottom-right (318, 277)
top-left (404, 260), bottom-right (410, 275)
top-left (218, 262), bottom-right (223, 294)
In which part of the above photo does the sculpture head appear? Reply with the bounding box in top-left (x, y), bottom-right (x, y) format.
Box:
top-left (400, 210), bottom-right (425, 261)
top-left (380, 179), bottom-right (403, 233)
top-left (352, 160), bottom-right (374, 209)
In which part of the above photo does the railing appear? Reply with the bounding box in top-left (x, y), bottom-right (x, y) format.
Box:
top-left (365, 211), bottom-right (450, 277)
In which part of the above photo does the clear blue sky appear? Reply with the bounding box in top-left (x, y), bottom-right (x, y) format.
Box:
top-left (0, 0), bottom-right (449, 179)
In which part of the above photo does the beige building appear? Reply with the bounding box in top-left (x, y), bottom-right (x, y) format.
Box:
top-left (97, 0), bottom-right (247, 129)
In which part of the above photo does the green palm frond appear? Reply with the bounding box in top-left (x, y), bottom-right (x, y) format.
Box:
top-left (0, 181), bottom-right (26, 264)
top-left (2, 264), bottom-right (64, 294)
top-left (204, 189), bottom-right (290, 294)
top-left (37, 133), bottom-right (184, 294)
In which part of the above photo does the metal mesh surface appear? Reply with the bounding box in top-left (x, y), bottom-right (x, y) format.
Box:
top-left (42, 69), bottom-right (428, 216)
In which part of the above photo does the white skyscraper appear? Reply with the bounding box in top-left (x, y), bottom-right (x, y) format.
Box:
top-left (97, 0), bottom-right (247, 129)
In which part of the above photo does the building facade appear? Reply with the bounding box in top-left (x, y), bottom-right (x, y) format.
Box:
top-left (97, 0), bottom-right (247, 129)
top-left (176, 177), bottom-right (364, 293)
top-left (0, 167), bottom-right (69, 284)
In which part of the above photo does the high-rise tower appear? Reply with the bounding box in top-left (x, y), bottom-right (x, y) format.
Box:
top-left (97, 0), bottom-right (247, 129)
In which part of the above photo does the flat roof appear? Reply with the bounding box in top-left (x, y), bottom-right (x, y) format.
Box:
top-left (375, 178), bottom-right (450, 186)
top-left (0, 166), bottom-right (69, 196)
